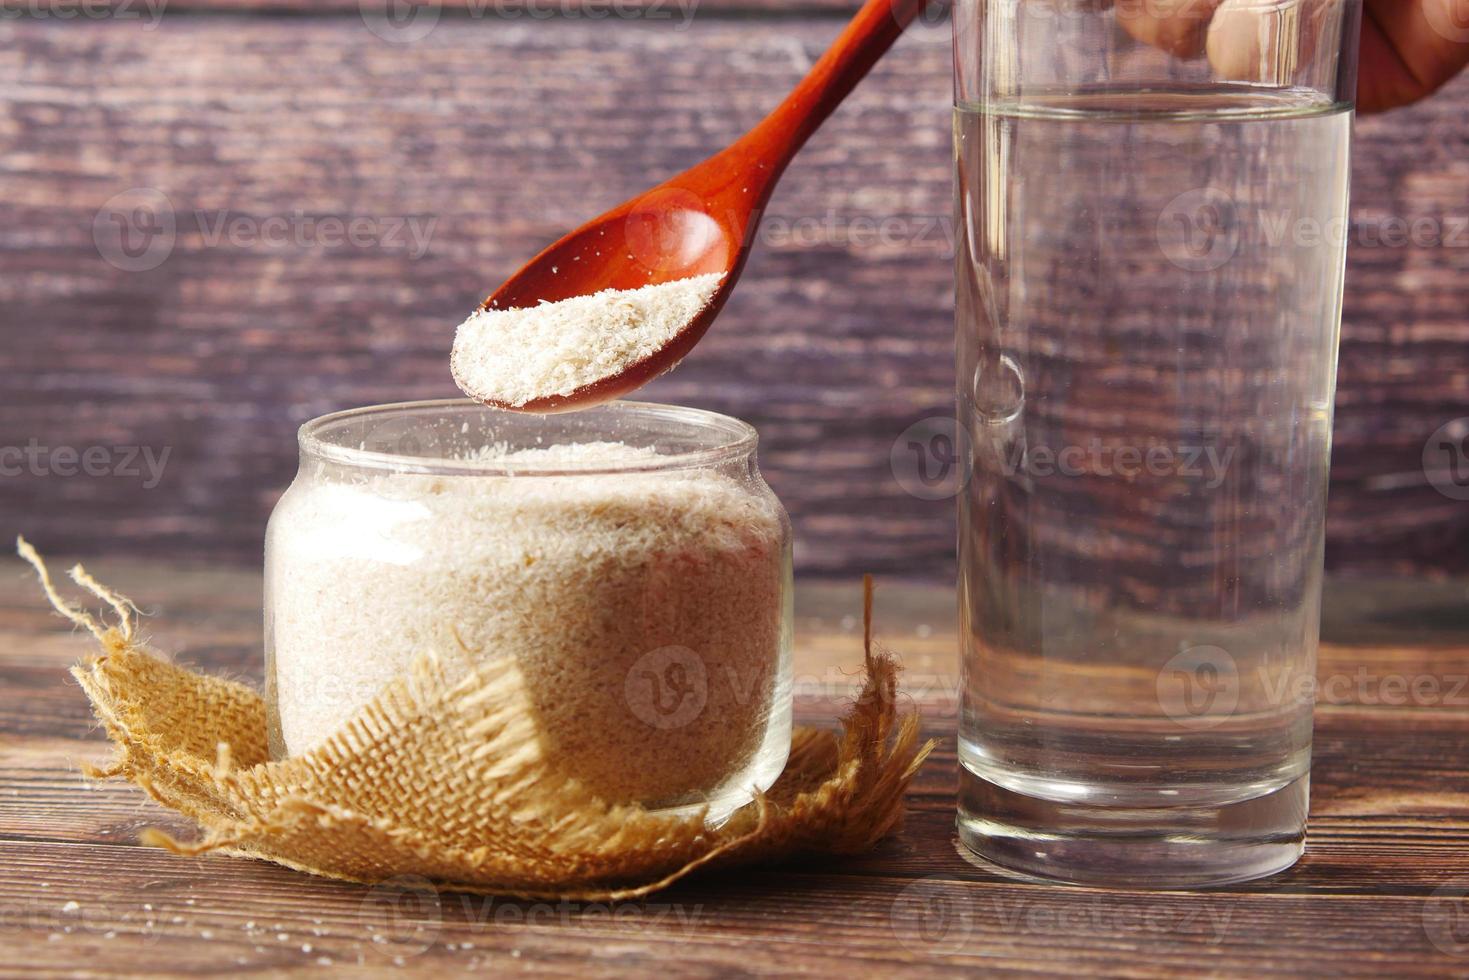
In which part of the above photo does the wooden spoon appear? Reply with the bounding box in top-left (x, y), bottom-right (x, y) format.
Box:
top-left (475, 0), bottom-right (931, 412)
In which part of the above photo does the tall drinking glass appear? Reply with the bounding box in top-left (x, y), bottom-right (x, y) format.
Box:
top-left (954, 0), bottom-right (1360, 886)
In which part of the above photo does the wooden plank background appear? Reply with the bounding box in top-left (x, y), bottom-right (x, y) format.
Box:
top-left (0, 4), bottom-right (1466, 578)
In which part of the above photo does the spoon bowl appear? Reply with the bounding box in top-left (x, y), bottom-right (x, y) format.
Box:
top-left (473, 0), bottom-right (927, 412)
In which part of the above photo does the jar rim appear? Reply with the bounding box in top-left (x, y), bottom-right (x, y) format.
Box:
top-left (297, 399), bottom-right (760, 476)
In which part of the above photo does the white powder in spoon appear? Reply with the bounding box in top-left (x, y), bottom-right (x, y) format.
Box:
top-left (451, 273), bottom-right (725, 407)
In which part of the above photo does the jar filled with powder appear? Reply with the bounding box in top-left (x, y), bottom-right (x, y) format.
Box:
top-left (264, 400), bottom-right (792, 819)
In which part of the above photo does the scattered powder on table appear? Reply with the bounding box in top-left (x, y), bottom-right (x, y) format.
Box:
top-left (450, 273), bottom-right (725, 406)
top-left (266, 440), bottom-right (789, 807)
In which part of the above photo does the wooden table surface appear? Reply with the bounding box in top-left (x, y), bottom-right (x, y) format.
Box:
top-left (2, 559), bottom-right (1468, 977)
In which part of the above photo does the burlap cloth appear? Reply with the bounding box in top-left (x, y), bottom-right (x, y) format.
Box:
top-left (19, 539), bottom-right (934, 900)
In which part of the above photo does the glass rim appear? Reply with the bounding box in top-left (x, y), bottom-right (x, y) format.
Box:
top-left (297, 398), bottom-right (760, 476)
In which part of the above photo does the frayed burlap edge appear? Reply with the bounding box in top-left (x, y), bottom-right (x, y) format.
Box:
top-left (18, 538), bottom-right (935, 901)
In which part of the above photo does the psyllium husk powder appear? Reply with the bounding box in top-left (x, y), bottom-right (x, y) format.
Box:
top-left (265, 440), bottom-right (793, 815)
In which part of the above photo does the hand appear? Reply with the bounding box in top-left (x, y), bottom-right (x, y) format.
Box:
top-left (1358, 0), bottom-right (1469, 112)
top-left (1114, 0), bottom-right (1469, 113)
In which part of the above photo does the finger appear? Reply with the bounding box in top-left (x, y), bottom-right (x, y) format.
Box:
top-left (1206, 0), bottom-right (1337, 88)
top-left (1360, 0), bottom-right (1469, 111)
top-left (1358, 16), bottom-right (1430, 112)
top-left (1116, 0), bottom-right (1228, 58)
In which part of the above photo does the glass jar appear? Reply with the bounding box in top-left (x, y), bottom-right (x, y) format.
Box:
top-left (265, 399), bottom-right (793, 820)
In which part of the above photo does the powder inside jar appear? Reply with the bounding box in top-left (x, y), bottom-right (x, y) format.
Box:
top-left (450, 273), bottom-right (725, 407)
top-left (266, 439), bottom-right (791, 812)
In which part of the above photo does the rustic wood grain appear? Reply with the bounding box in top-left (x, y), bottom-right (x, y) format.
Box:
top-left (9, 837), bottom-right (1464, 978)
top-left (2, 560), bottom-right (1468, 975)
top-left (0, 12), bottom-right (1465, 583)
